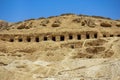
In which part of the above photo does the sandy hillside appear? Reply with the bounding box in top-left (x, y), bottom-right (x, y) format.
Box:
top-left (0, 14), bottom-right (120, 80)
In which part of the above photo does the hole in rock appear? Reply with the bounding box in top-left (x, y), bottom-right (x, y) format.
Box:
top-left (10, 39), bottom-right (14, 42)
top-left (94, 33), bottom-right (97, 38)
top-left (60, 35), bottom-right (64, 41)
top-left (35, 37), bottom-right (39, 42)
top-left (44, 36), bottom-right (47, 41)
top-left (86, 34), bottom-right (90, 39)
top-left (69, 35), bottom-right (73, 40)
top-left (77, 34), bottom-right (81, 40)
top-left (27, 37), bottom-right (31, 42)
top-left (52, 36), bottom-right (56, 41)
top-left (18, 38), bottom-right (23, 42)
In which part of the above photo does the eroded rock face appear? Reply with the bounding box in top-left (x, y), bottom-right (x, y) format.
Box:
top-left (0, 20), bottom-right (9, 29)
top-left (0, 38), bottom-right (119, 80)
top-left (51, 20), bottom-right (61, 27)
top-left (40, 19), bottom-right (49, 26)
top-left (0, 59), bottom-right (120, 80)
top-left (0, 14), bottom-right (120, 80)
top-left (100, 22), bottom-right (112, 27)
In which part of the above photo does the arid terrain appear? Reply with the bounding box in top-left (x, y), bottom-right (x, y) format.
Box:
top-left (0, 14), bottom-right (120, 80)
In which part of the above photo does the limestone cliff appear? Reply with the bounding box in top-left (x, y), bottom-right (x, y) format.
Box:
top-left (0, 14), bottom-right (120, 80)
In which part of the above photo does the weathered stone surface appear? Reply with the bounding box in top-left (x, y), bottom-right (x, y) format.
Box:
top-left (0, 59), bottom-right (120, 80)
top-left (0, 14), bottom-right (120, 80)
top-left (0, 20), bottom-right (9, 30)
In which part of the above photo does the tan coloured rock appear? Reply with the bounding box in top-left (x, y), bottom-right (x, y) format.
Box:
top-left (0, 20), bottom-right (9, 30)
top-left (0, 14), bottom-right (120, 80)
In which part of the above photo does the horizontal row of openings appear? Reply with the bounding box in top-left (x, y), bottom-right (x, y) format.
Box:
top-left (103, 34), bottom-right (120, 37)
top-left (9, 33), bottom-right (98, 42)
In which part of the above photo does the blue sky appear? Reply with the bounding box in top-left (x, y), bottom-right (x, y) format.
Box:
top-left (0, 0), bottom-right (120, 22)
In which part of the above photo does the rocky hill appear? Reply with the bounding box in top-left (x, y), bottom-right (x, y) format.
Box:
top-left (0, 14), bottom-right (120, 80)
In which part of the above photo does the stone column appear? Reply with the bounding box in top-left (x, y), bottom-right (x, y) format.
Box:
top-left (56, 35), bottom-right (60, 41)
top-left (64, 34), bottom-right (69, 41)
top-left (47, 35), bottom-right (51, 41)
top-left (81, 32), bottom-right (86, 40)
top-left (39, 35), bottom-right (44, 42)
top-left (31, 36), bottom-right (35, 42)
top-left (73, 34), bottom-right (77, 40)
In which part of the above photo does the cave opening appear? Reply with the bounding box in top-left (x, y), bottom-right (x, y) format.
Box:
top-left (86, 34), bottom-right (90, 39)
top-left (52, 36), bottom-right (56, 41)
top-left (35, 37), bottom-right (39, 42)
top-left (18, 38), bottom-right (23, 42)
top-left (77, 34), bottom-right (81, 40)
top-left (60, 35), bottom-right (64, 41)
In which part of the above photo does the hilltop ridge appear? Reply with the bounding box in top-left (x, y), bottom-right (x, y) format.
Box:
top-left (0, 13), bottom-right (120, 34)
top-left (0, 13), bottom-right (119, 29)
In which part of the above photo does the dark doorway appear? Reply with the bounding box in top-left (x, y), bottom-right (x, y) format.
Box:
top-left (27, 37), bottom-right (31, 42)
top-left (60, 35), bottom-right (64, 41)
top-left (35, 37), bottom-right (39, 42)
top-left (71, 45), bottom-right (74, 49)
top-left (69, 35), bottom-right (73, 40)
top-left (110, 35), bottom-right (113, 37)
top-left (44, 36), bottom-right (47, 41)
top-left (117, 35), bottom-right (120, 37)
top-left (52, 36), bottom-right (56, 41)
top-left (94, 33), bottom-right (97, 38)
top-left (18, 38), bottom-right (23, 42)
top-left (86, 34), bottom-right (90, 39)
top-left (103, 34), bottom-right (106, 37)
top-left (10, 39), bottom-right (14, 42)
top-left (77, 34), bottom-right (81, 40)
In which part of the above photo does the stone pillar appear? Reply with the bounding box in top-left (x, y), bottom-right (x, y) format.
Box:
top-left (64, 34), bottom-right (69, 41)
top-left (5, 35), bottom-right (10, 42)
top-left (31, 36), bottom-right (35, 42)
top-left (81, 32), bottom-right (86, 40)
top-left (98, 33), bottom-right (103, 38)
top-left (90, 33), bottom-right (93, 39)
top-left (22, 36), bottom-right (26, 42)
top-left (39, 35), bottom-right (44, 42)
top-left (47, 35), bottom-right (51, 41)
top-left (56, 35), bottom-right (60, 41)
top-left (14, 35), bottom-right (19, 42)
top-left (73, 34), bottom-right (77, 40)
top-left (90, 32), bottom-right (98, 39)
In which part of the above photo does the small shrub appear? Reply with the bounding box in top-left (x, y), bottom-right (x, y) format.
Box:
top-left (72, 18), bottom-right (81, 23)
top-left (78, 14), bottom-right (89, 17)
top-left (92, 16), bottom-right (111, 20)
top-left (37, 17), bottom-right (46, 20)
top-left (48, 16), bottom-right (57, 18)
top-left (60, 13), bottom-right (75, 16)
top-left (15, 21), bottom-right (22, 24)
top-left (24, 18), bottom-right (35, 22)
